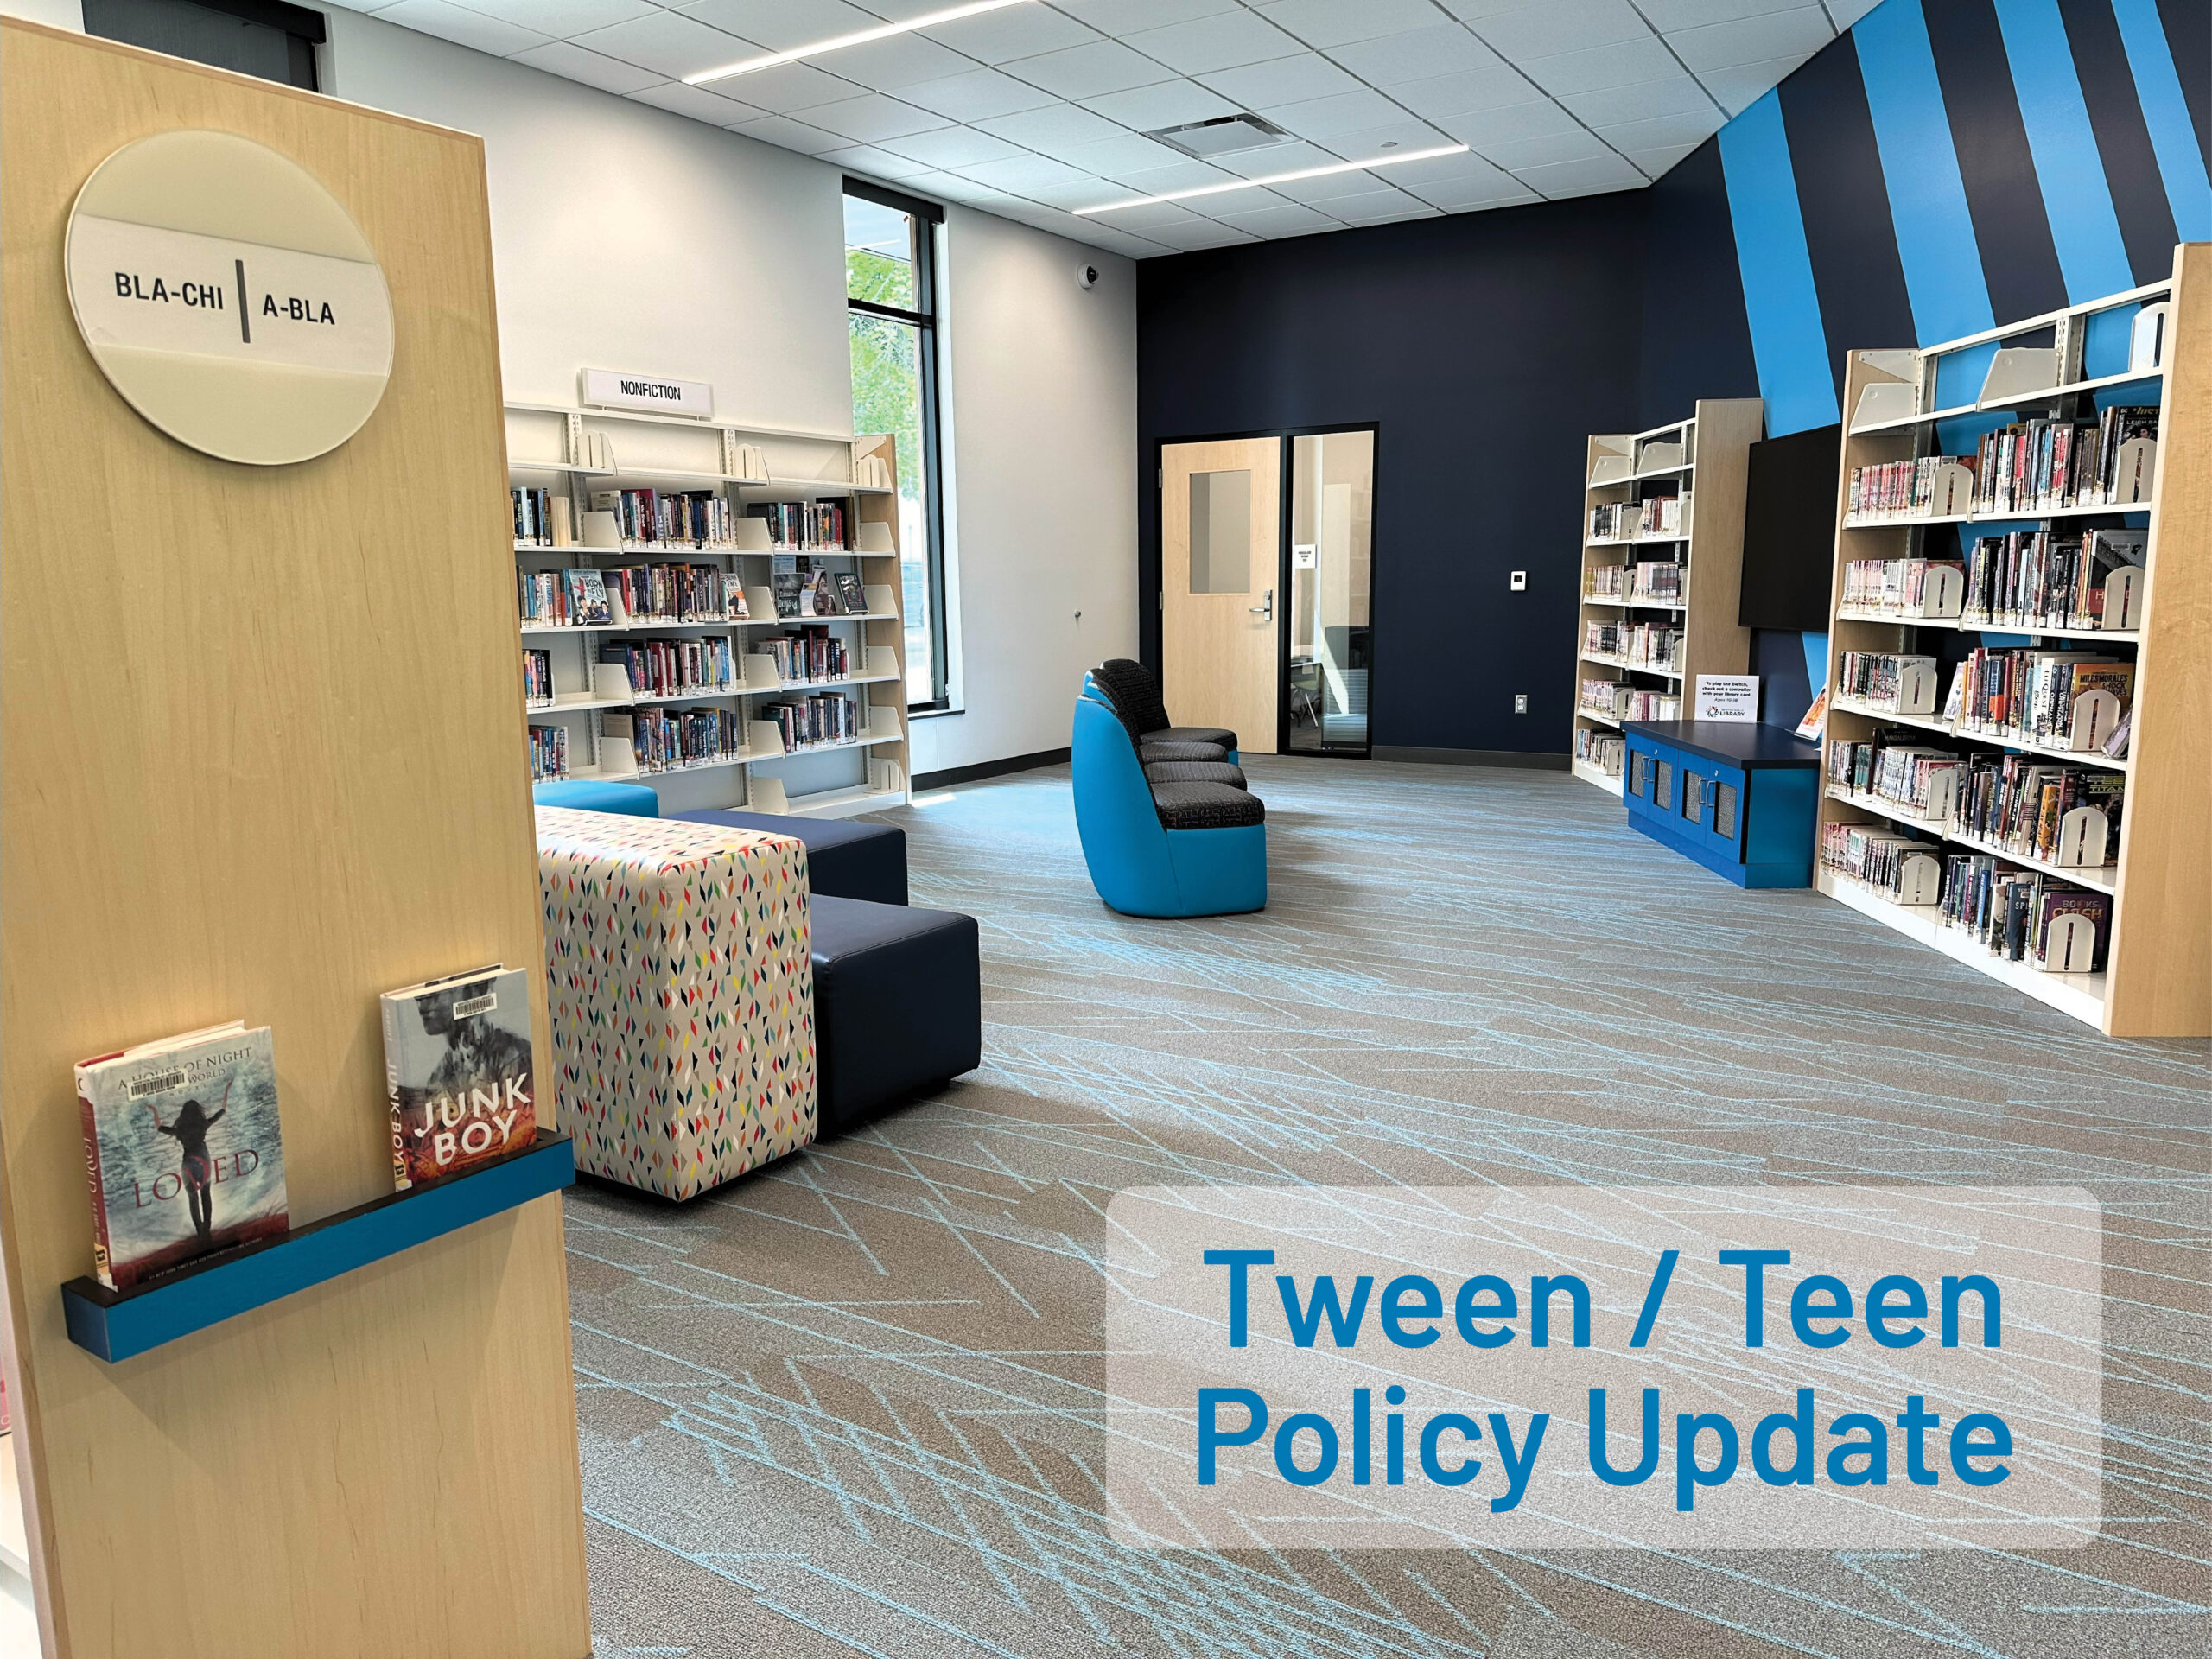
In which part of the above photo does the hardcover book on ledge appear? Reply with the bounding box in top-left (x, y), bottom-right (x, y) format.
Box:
top-left (75, 1022), bottom-right (288, 1291)
top-left (381, 964), bottom-right (536, 1189)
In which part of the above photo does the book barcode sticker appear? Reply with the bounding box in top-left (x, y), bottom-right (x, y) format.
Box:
top-left (127, 1070), bottom-right (187, 1097)
top-left (451, 992), bottom-right (499, 1019)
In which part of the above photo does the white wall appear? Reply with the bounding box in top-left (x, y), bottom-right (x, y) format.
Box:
top-left (1, 1), bottom-right (81, 29)
top-left (321, 8), bottom-right (1135, 783)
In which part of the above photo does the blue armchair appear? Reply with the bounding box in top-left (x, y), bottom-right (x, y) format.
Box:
top-left (1072, 677), bottom-right (1265, 918)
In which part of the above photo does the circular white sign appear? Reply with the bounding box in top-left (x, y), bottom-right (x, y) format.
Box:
top-left (64, 130), bottom-right (396, 467)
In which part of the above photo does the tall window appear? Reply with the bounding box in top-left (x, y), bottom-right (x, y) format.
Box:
top-left (84, 0), bottom-right (324, 89)
top-left (844, 182), bottom-right (947, 710)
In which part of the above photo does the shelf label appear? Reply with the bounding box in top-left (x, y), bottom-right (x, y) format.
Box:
top-left (1695, 674), bottom-right (1760, 722)
top-left (581, 367), bottom-right (714, 420)
top-left (64, 130), bottom-right (395, 467)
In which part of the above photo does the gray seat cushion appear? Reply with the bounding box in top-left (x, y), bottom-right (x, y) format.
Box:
top-left (1145, 725), bottom-right (1239, 751)
top-left (1139, 740), bottom-right (1226, 763)
top-left (1144, 760), bottom-right (1247, 788)
top-left (671, 807), bottom-right (906, 906)
top-left (1151, 781), bottom-right (1265, 830)
top-left (810, 895), bottom-right (980, 1136)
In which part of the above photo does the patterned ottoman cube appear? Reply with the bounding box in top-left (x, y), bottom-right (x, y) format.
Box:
top-left (536, 806), bottom-right (816, 1199)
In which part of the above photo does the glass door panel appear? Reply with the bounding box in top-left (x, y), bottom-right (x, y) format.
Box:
top-left (1286, 429), bottom-right (1373, 755)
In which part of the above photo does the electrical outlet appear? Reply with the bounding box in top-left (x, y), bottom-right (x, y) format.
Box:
top-left (1510, 570), bottom-right (1528, 591)
top-left (1514, 694), bottom-right (1529, 714)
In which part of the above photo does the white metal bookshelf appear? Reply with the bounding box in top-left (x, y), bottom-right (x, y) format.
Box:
top-left (1570, 399), bottom-right (1763, 793)
top-left (506, 396), bottom-right (913, 819)
top-left (1817, 247), bottom-right (2209, 1037)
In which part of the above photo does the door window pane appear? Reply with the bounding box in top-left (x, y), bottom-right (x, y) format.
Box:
top-left (1287, 429), bottom-right (1374, 753)
top-left (1189, 470), bottom-right (1251, 594)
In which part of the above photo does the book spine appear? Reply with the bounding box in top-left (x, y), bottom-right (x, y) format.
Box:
top-left (76, 1071), bottom-right (118, 1289)
top-left (383, 998), bottom-right (412, 1192)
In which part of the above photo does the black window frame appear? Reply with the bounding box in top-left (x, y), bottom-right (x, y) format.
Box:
top-left (84, 0), bottom-right (325, 90)
top-left (842, 178), bottom-right (950, 714)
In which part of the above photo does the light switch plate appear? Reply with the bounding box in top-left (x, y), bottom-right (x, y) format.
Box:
top-left (1514, 694), bottom-right (1529, 714)
top-left (1510, 570), bottom-right (1528, 591)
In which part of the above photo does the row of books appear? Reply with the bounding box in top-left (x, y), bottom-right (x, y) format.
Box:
top-left (1847, 454), bottom-right (1975, 520)
top-left (1941, 857), bottom-right (2111, 971)
top-left (1573, 728), bottom-right (1626, 775)
top-left (764, 693), bottom-right (865, 752)
top-left (754, 499), bottom-right (852, 551)
top-left (1827, 739), bottom-right (1956, 819)
top-left (1585, 563), bottom-right (1626, 597)
top-left (774, 568), bottom-right (870, 618)
top-left (609, 707), bottom-right (744, 773)
top-left (513, 486), bottom-right (567, 546)
top-left (76, 968), bottom-right (537, 1289)
top-left (1629, 561), bottom-right (1683, 602)
top-left (1841, 556), bottom-right (1961, 617)
top-left (601, 637), bottom-right (739, 700)
top-left (1971, 407), bottom-right (2157, 516)
top-left (1949, 647), bottom-right (2133, 753)
top-left (1580, 680), bottom-right (1680, 721)
top-left (1960, 530), bottom-right (2144, 631)
top-left (590, 488), bottom-right (743, 549)
top-left (1836, 651), bottom-right (1939, 715)
top-left (1827, 737), bottom-right (2123, 867)
top-left (1588, 495), bottom-right (1686, 540)
top-left (523, 647), bottom-right (554, 706)
top-left (764, 627), bottom-right (850, 684)
top-left (527, 722), bottom-right (570, 781)
top-left (607, 562), bottom-right (748, 625)
top-left (520, 569), bottom-right (613, 628)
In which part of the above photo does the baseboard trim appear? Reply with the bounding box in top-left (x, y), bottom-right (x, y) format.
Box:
top-left (912, 747), bottom-right (1071, 792)
top-left (1373, 746), bottom-right (1572, 771)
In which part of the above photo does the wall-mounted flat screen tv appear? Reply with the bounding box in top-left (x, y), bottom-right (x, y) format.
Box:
top-left (1738, 423), bottom-right (1842, 632)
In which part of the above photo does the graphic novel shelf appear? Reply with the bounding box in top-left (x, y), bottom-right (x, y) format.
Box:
top-left (1818, 245), bottom-right (2209, 1038)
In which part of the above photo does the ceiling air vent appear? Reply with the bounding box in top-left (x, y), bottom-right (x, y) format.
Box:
top-left (1146, 113), bottom-right (1294, 160)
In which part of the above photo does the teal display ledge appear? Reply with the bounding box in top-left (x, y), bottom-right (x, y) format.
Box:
top-left (62, 1129), bottom-right (575, 1363)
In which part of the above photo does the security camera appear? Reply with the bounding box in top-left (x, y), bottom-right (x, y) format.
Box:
top-left (1076, 261), bottom-right (1100, 290)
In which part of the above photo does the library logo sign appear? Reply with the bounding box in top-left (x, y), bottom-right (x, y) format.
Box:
top-left (1105, 1185), bottom-right (2101, 1549)
top-left (65, 130), bottom-right (394, 466)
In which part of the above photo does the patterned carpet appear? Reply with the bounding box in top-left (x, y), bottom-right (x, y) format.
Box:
top-left (573, 757), bottom-right (2211, 1659)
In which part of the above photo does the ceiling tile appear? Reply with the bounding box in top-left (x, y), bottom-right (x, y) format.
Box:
top-left (1075, 198), bottom-right (1206, 232)
top-left (1468, 0), bottom-right (1650, 59)
top-left (1592, 110), bottom-right (1724, 151)
top-left (1198, 51), bottom-right (1363, 110)
top-left (955, 153), bottom-right (1102, 194)
top-left (1256, 0), bottom-right (1451, 51)
top-left (1826, 0), bottom-right (1885, 27)
top-left (801, 92), bottom-right (954, 143)
top-left (508, 41), bottom-right (667, 95)
top-left (1382, 59), bottom-right (1541, 119)
top-left (572, 10), bottom-right (753, 79)
top-left (1269, 166), bottom-right (1409, 202)
top-left (1122, 10), bottom-right (1304, 75)
top-left (1512, 152), bottom-right (1646, 196)
top-left (1258, 88), bottom-right (1409, 140)
top-left (1327, 24), bottom-right (1510, 88)
top-left (674, 0), bottom-right (875, 51)
top-left (1476, 127), bottom-right (1609, 171)
top-left (1428, 99), bottom-right (1584, 148)
top-left (1204, 200), bottom-right (1341, 238)
top-left (467, 0), bottom-right (657, 33)
top-left (876, 124), bottom-right (1029, 168)
top-left (1325, 188), bottom-right (1441, 224)
top-left (727, 112), bottom-right (851, 152)
top-left (1013, 176), bottom-right (1137, 209)
top-left (1667, 7), bottom-right (1832, 73)
top-left (816, 32), bottom-right (978, 90)
top-left (1074, 222), bottom-right (1177, 258)
top-left (1637, 0), bottom-right (1802, 27)
top-left (1701, 52), bottom-right (1821, 114)
top-left (1313, 118), bottom-right (1456, 160)
top-left (974, 102), bottom-right (1128, 149)
top-left (815, 143), bottom-right (941, 181)
top-left (898, 67), bottom-right (1062, 120)
top-left (1625, 140), bottom-right (1703, 178)
top-left (1207, 139), bottom-right (1343, 178)
top-left (708, 60), bottom-right (860, 113)
top-left (372, 0), bottom-right (550, 56)
top-left (922, 6), bottom-right (1103, 64)
top-left (1403, 174), bottom-right (1541, 209)
top-left (1079, 77), bottom-right (1240, 130)
top-left (1004, 39), bottom-right (1179, 99)
top-left (1145, 218), bottom-right (1266, 250)
top-left (1517, 37), bottom-right (1681, 98)
top-left (1058, 0), bottom-right (1243, 33)
top-left (1558, 74), bottom-right (1718, 126)
top-left (1107, 158), bottom-right (1241, 194)
top-left (905, 168), bottom-right (1020, 207)
top-left (626, 80), bottom-right (765, 124)
top-left (1051, 132), bottom-right (1192, 175)
top-left (1373, 147), bottom-right (1522, 190)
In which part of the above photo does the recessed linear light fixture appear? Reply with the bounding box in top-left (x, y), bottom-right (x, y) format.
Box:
top-left (1073, 143), bottom-right (1471, 215)
top-left (687, 0), bottom-right (1036, 85)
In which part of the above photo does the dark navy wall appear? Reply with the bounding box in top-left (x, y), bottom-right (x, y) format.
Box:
top-left (1135, 0), bottom-right (2209, 756)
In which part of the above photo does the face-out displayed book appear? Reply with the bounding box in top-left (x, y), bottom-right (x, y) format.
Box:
top-left (75, 1022), bottom-right (288, 1290)
top-left (380, 964), bottom-right (536, 1189)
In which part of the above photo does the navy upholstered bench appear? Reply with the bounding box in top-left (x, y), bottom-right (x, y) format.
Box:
top-left (671, 807), bottom-right (907, 906)
top-left (810, 895), bottom-right (981, 1137)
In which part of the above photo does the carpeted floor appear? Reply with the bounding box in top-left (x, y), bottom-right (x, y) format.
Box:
top-left (574, 756), bottom-right (2210, 1659)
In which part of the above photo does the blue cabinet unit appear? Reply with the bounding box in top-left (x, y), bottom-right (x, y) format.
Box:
top-left (1622, 721), bottom-right (1820, 888)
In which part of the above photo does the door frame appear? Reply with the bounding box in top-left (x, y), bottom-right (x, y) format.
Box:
top-left (1152, 422), bottom-right (1380, 758)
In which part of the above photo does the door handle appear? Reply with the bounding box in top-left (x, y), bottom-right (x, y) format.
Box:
top-left (1249, 588), bottom-right (1274, 620)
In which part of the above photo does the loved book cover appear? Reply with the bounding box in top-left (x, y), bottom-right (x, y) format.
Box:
top-left (381, 964), bottom-right (536, 1188)
top-left (75, 1022), bottom-right (288, 1291)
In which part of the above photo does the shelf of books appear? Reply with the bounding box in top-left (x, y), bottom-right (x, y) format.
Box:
top-left (1816, 244), bottom-right (2210, 1037)
top-left (506, 397), bottom-right (912, 820)
top-left (1571, 398), bottom-right (1763, 793)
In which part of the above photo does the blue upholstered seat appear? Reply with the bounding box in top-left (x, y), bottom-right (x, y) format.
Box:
top-left (1071, 678), bottom-right (1265, 918)
top-left (531, 779), bottom-right (662, 817)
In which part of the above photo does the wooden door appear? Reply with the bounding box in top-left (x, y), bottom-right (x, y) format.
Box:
top-left (1161, 437), bottom-right (1281, 753)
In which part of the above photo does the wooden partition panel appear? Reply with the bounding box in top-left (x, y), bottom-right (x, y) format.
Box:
top-left (0, 22), bottom-right (590, 1658)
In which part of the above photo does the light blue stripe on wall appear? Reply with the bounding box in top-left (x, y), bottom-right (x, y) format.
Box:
top-left (1719, 92), bottom-right (1839, 436)
top-left (1992, 0), bottom-right (2136, 299)
top-left (2110, 0), bottom-right (2212, 243)
top-left (1853, 0), bottom-right (1994, 342)
top-left (1802, 632), bottom-right (1829, 697)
